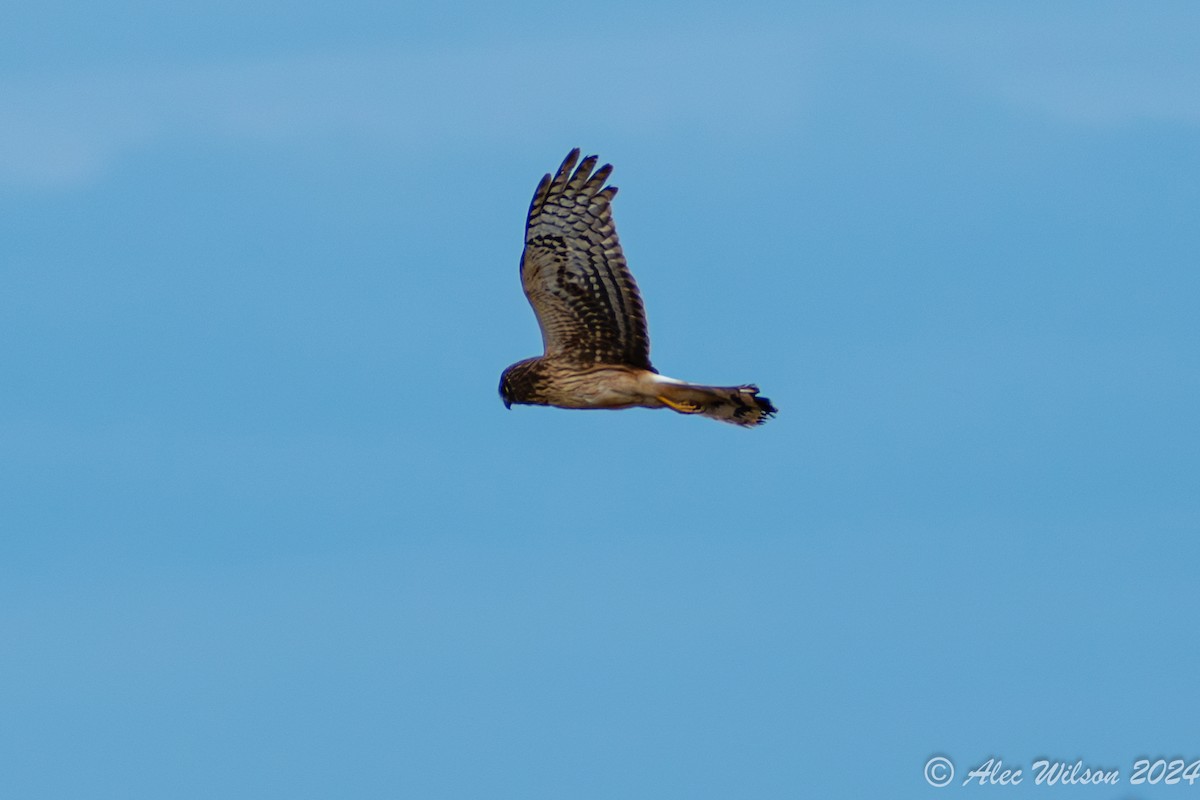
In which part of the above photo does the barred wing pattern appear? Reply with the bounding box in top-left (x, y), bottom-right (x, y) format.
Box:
top-left (520, 149), bottom-right (654, 371)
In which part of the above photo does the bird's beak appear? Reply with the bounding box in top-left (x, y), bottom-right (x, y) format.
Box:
top-left (503, 398), bottom-right (512, 410)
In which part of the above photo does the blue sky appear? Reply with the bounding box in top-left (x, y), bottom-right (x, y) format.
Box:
top-left (3, 3), bottom-right (1198, 798)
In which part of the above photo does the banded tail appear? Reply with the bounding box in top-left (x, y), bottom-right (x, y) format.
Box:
top-left (655, 380), bottom-right (777, 427)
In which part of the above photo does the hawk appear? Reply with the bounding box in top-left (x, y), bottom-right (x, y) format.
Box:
top-left (499, 149), bottom-right (777, 427)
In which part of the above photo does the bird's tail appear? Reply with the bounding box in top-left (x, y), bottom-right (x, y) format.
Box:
top-left (655, 381), bottom-right (777, 427)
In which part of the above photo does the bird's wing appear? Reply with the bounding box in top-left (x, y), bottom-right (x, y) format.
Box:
top-left (519, 148), bottom-right (653, 370)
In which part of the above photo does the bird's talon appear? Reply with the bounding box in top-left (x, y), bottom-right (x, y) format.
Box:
top-left (658, 396), bottom-right (702, 413)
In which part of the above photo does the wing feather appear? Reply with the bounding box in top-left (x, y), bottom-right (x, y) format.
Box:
top-left (519, 149), bottom-right (653, 370)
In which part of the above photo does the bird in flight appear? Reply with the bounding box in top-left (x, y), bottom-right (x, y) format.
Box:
top-left (499, 149), bottom-right (777, 427)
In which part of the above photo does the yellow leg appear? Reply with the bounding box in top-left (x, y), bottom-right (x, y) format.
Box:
top-left (658, 395), bottom-right (702, 414)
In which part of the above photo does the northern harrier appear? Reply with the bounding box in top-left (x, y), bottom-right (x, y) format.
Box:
top-left (499, 149), bottom-right (777, 427)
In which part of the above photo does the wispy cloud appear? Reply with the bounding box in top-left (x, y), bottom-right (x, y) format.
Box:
top-left (8, 11), bottom-right (1194, 192)
top-left (0, 28), bottom-right (810, 190)
top-left (880, 12), bottom-right (1200, 126)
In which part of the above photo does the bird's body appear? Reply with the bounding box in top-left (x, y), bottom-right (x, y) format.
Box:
top-left (500, 149), bottom-right (776, 427)
top-left (501, 359), bottom-right (654, 409)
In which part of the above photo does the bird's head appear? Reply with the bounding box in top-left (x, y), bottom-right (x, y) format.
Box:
top-left (498, 371), bottom-right (514, 409)
top-left (499, 359), bottom-right (541, 410)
